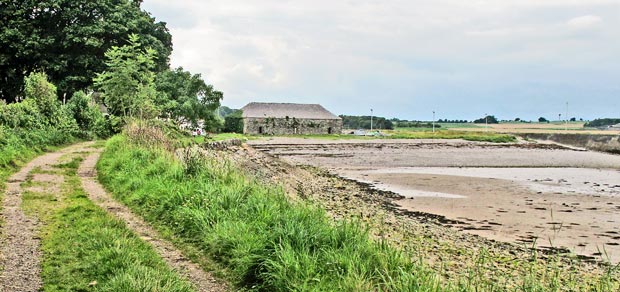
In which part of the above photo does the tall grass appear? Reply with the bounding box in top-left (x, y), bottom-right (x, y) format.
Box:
top-left (97, 134), bottom-right (446, 291)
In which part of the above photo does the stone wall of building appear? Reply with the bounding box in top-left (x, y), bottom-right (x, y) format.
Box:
top-left (243, 117), bottom-right (342, 135)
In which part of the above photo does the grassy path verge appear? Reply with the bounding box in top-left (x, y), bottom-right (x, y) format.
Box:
top-left (2, 142), bottom-right (198, 291)
top-left (97, 134), bottom-right (445, 291)
top-left (79, 149), bottom-right (227, 292)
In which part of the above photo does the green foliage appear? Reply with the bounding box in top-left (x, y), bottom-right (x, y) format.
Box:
top-left (97, 133), bottom-right (442, 291)
top-left (0, 0), bottom-right (172, 101)
top-left (217, 106), bottom-right (238, 119)
top-left (24, 72), bottom-right (59, 121)
top-left (155, 67), bottom-right (223, 130)
top-left (389, 130), bottom-right (516, 143)
top-left (393, 121), bottom-right (441, 129)
top-left (538, 117), bottom-right (549, 123)
top-left (94, 34), bottom-right (160, 119)
top-left (66, 91), bottom-right (113, 138)
top-left (0, 99), bottom-right (45, 129)
top-left (340, 115), bottom-right (393, 130)
top-left (584, 118), bottom-right (620, 128)
top-left (223, 110), bottom-right (244, 133)
top-left (473, 115), bottom-right (499, 124)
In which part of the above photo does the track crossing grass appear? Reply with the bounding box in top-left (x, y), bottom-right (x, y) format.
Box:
top-left (20, 155), bottom-right (195, 291)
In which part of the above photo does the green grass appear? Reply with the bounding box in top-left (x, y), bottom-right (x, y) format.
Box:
top-left (20, 156), bottom-right (195, 291)
top-left (97, 135), bottom-right (446, 291)
top-left (387, 129), bottom-right (516, 143)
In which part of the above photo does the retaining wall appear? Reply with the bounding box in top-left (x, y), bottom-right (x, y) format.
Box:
top-left (520, 133), bottom-right (620, 154)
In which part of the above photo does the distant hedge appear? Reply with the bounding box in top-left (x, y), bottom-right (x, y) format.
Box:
top-left (584, 118), bottom-right (620, 128)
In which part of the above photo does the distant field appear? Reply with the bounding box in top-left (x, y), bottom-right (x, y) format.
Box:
top-left (439, 122), bottom-right (620, 135)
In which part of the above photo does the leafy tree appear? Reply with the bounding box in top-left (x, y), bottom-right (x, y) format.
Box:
top-left (473, 115), bottom-right (499, 124)
top-left (515, 118), bottom-right (521, 122)
top-left (569, 117), bottom-right (576, 122)
top-left (94, 34), bottom-right (160, 119)
top-left (218, 106), bottom-right (238, 119)
top-left (538, 117), bottom-right (549, 123)
top-left (0, 0), bottom-right (172, 102)
top-left (155, 67), bottom-right (223, 129)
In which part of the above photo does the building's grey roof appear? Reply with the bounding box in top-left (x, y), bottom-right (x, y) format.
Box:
top-left (241, 102), bottom-right (341, 120)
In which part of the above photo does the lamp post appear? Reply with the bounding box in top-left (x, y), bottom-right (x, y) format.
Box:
top-left (370, 108), bottom-right (373, 132)
top-left (432, 111), bottom-right (435, 133)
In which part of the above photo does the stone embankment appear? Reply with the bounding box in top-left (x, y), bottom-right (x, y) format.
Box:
top-left (521, 133), bottom-right (620, 154)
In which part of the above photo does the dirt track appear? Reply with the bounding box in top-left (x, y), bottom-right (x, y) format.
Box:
top-left (0, 143), bottom-right (228, 291)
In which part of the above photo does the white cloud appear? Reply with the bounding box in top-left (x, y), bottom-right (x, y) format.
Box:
top-left (566, 15), bottom-right (603, 29)
top-left (143, 0), bottom-right (620, 120)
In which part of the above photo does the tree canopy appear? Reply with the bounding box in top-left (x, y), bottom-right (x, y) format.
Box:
top-left (473, 115), bottom-right (499, 124)
top-left (155, 67), bottom-right (223, 128)
top-left (339, 115), bottom-right (394, 130)
top-left (94, 34), bottom-right (160, 119)
top-left (0, 0), bottom-right (172, 102)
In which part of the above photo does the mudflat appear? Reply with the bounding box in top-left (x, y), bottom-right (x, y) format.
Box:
top-left (249, 137), bottom-right (620, 263)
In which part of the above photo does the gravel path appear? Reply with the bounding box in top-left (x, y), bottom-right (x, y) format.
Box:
top-left (0, 145), bottom-right (79, 291)
top-left (77, 147), bottom-right (228, 292)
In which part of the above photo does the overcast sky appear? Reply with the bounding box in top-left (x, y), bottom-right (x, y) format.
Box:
top-left (142, 0), bottom-right (620, 121)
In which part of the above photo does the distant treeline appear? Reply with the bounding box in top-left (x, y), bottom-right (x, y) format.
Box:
top-left (437, 119), bottom-right (468, 123)
top-left (390, 119), bottom-right (441, 128)
top-left (339, 115), bottom-right (393, 129)
top-left (584, 118), bottom-right (620, 128)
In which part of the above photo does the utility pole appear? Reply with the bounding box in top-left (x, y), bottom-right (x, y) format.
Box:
top-left (565, 102), bottom-right (568, 131)
top-left (432, 111), bottom-right (435, 133)
top-left (485, 113), bottom-right (488, 132)
top-left (370, 108), bottom-right (373, 132)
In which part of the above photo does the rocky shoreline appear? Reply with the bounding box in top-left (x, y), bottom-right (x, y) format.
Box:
top-left (212, 143), bottom-right (619, 289)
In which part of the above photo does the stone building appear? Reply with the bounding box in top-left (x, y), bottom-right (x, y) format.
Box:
top-left (241, 102), bottom-right (342, 135)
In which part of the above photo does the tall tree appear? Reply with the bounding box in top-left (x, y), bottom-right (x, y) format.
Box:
top-left (155, 67), bottom-right (223, 128)
top-left (0, 0), bottom-right (172, 102)
top-left (94, 34), bottom-right (159, 119)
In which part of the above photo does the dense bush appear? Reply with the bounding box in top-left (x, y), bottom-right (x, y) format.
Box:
top-left (584, 118), bottom-right (620, 128)
top-left (0, 73), bottom-right (113, 177)
top-left (223, 110), bottom-right (244, 133)
top-left (393, 121), bottom-right (441, 128)
top-left (339, 115), bottom-right (393, 130)
top-left (473, 115), bottom-right (499, 124)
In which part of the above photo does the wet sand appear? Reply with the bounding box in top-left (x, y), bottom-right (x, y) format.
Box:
top-left (250, 137), bottom-right (620, 263)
